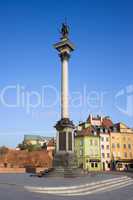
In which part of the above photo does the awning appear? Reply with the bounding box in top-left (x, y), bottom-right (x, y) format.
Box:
top-left (89, 159), bottom-right (101, 162)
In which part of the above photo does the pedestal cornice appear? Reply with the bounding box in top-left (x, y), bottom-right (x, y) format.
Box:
top-left (55, 118), bottom-right (75, 131)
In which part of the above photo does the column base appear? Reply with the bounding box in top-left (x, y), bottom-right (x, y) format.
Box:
top-left (52, 118), bottom-right (79, 177)
top-left (52, 152), bottom-right (78, 177)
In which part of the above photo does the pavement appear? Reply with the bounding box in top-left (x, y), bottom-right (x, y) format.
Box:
top-left (0, 172), bottom-right (133, 200)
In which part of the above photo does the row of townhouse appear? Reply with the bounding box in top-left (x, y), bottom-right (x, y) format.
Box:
top-left (75, 115), bottom-right (133, 171)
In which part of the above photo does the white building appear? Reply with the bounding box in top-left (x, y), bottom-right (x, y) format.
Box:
top-left (100, 132), bottom-right (111, 171)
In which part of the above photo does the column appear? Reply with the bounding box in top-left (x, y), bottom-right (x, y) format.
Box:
top-left (56, 132), bottom-right (59, 152)
top-left (72, 130), bottom-right (74, 153)
top-left (60, 52), bottom-right (70, 119)
top-left (66, 132), bottom-right (68, 152)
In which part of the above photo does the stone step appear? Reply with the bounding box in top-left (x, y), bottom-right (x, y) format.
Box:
top-left (46, 167), bottom-right (81, 178)
top-left (25, 176), bottom-right (133, 196)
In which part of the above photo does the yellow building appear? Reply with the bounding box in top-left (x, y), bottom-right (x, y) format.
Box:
top-left (75, 129), bottom-right (102, 172)
top-left (110, 123), bottom-right (133, 171)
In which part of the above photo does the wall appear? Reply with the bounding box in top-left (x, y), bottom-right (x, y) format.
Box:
top-left (110, 132), bottom-right (133, 161)
top-left (75, 135), bottom-right (102, 171)
top-left (0, 167), bottom-right (26, 173)
top-left (75, 136), bottom-right (84, 168)
top-left (84, 136), bottom-right (102, 171)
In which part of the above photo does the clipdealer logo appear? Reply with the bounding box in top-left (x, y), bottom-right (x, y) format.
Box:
top-left (0, 84), bottom-right (108, 115)
top-left (1, 84), bottom-right (133, 118)
top-left (115, 85), bottom-right (133, 117)
top-left (0, 84), bottom-right (59, 114)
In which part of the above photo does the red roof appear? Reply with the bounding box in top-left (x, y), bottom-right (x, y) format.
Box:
top-left (102, 118), bottom-right (113, 128)
top-left (76, 126), bottom-right (96, 137)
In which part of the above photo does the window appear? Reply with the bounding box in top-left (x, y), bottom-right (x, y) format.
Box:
top-left (106, 145), bottom-right (109, 150)
top-left (112, 143), bottom-right (115, 148)
top-left (117, 143), bottom-right (120, 148)
top-left (100, 128), bottom-right (103, 133)
top-left (124, 152), bottom-right (127, 158)
top-left (105, 129), bottom-right (108, 133)
top-left (107, 153), bottom-right (110, 158)
top-left (97, 128), bottom-right (100, 133)
top-left (106, 137), bottom-right (109, 142)
top-left (128, 144), bottom-right (131, 149)
top-left (94, 131), bottom-right (97, 136)
top-left (123, 144), bottom-right (126, 148)
top-left (94, 140), bottom-right (98, 146)
top-left (102, 145), bottom-right (104, 149)
top-left (101, 137), bottom-right (104, 142)
top-left (102, 153), bottom-right (105, 158)
top-left (80, 149), bottom-right (83, 156)
top-left (91, 163), bottom-right (94, 168)
top-left (90, 139), bottom-right (93, 145)
top-left (80, 139), bottom-right (83, 146)
top-left (130, 152), bottom-right (132, 158)
top-left (95, 163), bottom-right (98, 168)
top-left (108, 163), bottom-right (110, 168)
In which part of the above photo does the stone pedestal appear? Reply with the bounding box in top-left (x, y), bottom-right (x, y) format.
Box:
top-left (52, 118), bottom-right (77, 177)
top-left (55, 118), bottom-right (75, 152)
top-left (53, 152), bottom-right (77, 177)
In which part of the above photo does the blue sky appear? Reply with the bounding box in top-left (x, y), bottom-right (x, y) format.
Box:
top-left (0, 0), bottom-right (133, 147)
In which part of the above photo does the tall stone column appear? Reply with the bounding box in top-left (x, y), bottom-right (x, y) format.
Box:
top-left (53, 23), bottom-right (77, 177)
top-left (60, 52), bottom-right (69, 119)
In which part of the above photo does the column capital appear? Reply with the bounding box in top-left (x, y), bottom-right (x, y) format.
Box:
top-left (59, 52), bottom-right (70, 62)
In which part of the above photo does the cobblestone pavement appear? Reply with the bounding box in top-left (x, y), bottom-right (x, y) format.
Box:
top-left (0, 173), bottom-right (133, 200)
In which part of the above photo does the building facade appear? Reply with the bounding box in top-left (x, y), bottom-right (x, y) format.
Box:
top-left (110, 123), bottom-right (133, 171)
top-left (100, 132), bottom-right (111, 171)
top-left (76, 115), bottom-right (114, 171)
top-left (75, 127), bottom-right (102, 171)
